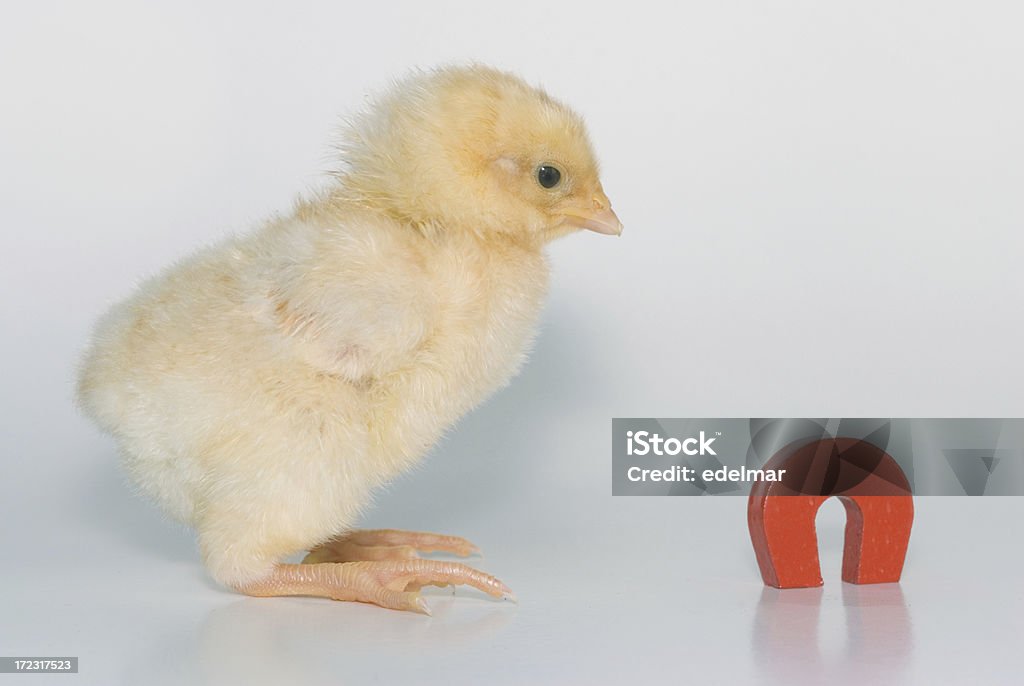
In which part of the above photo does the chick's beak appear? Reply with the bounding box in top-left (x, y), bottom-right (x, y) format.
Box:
top-left (560, 193), bottom-right (623, 236)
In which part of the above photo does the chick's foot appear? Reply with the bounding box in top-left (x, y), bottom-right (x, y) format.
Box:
top-left (238, 560), bottom-right (514, 615)
top-left (302, 529), bottom-right (479, 564)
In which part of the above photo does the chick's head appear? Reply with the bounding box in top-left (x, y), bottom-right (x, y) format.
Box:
top-left (337, 65), bottom-right (621, 244)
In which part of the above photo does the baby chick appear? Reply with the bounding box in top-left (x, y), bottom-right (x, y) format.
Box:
top-left (77, 65), bottom-right (621, 614)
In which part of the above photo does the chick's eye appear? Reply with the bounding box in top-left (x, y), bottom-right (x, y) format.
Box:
top-left (537, 165), bottom-right (561, 189)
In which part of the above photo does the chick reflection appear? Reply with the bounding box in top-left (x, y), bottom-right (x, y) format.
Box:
top-left (752, 584), bottom-right (911, 685)
top-left (197, 595), bottom-right (514, 686)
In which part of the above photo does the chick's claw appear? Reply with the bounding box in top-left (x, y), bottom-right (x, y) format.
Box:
top-left (240, 561), bottom-right (515, 615)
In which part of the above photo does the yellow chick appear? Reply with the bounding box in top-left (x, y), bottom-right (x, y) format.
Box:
top-left (77, 64), bottom-right (621, 614)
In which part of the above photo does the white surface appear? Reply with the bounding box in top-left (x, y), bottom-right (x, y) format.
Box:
top-left (2, 1), bottom-right (1023, 684)
top-left (3, 467), bottom-right (1023, 685)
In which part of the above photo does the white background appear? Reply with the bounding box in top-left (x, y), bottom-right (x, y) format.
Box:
top-left (1, 1), bottom-right (1022, 684)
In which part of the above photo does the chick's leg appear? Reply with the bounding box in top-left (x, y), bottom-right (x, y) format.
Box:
top-left (238, 560), bottom-right (514, 615)
top-left (303, 529), bottom-right (479, 564)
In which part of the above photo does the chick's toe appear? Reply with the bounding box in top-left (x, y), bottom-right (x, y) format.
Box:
top-left (303, 529), bottom-right (479, 564)
top-left (239, 560), bottom-right (514, 614)
top-left (302, 542), bottom-right (419, 564)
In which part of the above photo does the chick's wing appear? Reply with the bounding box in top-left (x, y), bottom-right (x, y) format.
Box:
top-left (262, 215), bottom-right (437, 382)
